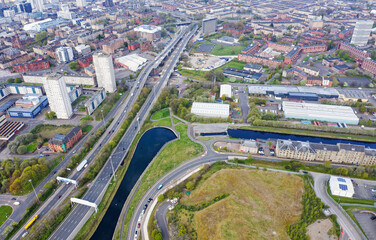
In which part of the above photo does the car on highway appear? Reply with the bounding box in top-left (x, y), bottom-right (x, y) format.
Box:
top-left (157, 184), bottom-right (163, 190)
top-left (371, 215), bottom-right (376, 220)
top-left (58, 195), bottom-right (61, 199)
top-left (134, 231), bottom-right (138, 237)
top-left (143, 204), bottom-right (148, 210)
top-left (137, 223), bottom-right (141, 229)
top-left (11, 198), bottom-right (16, 200)
top-left (147, 197), bottom-right (153, 203)
top-left (53, 171), bottom-right (57, 174)
top-left (138, 215), bottom-right (142, 222)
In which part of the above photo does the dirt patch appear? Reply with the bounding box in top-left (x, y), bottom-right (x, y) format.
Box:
top-left (179, 168), bottom-right (304, 240)
top-left (307, 218), bottom-right (338, 240)
top-left (214, 142), bottom-right (240, 151)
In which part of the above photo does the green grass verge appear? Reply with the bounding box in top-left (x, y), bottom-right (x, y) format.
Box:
top-left (0, 206), bottom-right (12, 227)
top-left (172, 117), bottom-right (183, 125)
top-left (151, 108), bottom-right (170, 120)
top-left (26, 142), bottom-right (38, 153)
top-left (237, 125), bottom-right (376, 143)
top-left (152, 118), bottom-right (172, 127)
top-left (178, 68), bottom-right (208, 81)
top-left (82, 125), bottom-right (93, 133)
top-left (118, 124), bottom-right (203, 239)
top-left (217, 59), bottom-right (246, 70)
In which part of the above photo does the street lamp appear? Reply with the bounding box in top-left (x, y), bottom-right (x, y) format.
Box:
top-left (101, 109), bottom-right (105, 125)
top-left (29, 179), bottom-right (40, 203)
top-left (109, 156), bottom-right (116, 181)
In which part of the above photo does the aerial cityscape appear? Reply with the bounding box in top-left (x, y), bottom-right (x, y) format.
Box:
top-left (0, 0), bottom-right (375, 239)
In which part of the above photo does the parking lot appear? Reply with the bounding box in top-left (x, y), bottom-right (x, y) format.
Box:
top-left (353, 210), bottom-right (376, 239)
top-left (352, 180), bottom-right (376, 200)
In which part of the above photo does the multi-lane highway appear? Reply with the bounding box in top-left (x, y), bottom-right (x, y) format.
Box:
top-left (46, 24), bottom-right (197, 240)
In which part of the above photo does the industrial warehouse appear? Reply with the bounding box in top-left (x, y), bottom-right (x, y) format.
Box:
top-left (248, 85), bottom-right (339, 99)
top-left (282, 101), bottom-right (359, 125)
top-left (191, 102), bottom-right (230, 118)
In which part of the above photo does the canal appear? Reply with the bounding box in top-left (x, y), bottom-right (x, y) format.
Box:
top-left (227, 129), bottom-right (376, 148)
top-left (90, 127), bottom-right (177, 240)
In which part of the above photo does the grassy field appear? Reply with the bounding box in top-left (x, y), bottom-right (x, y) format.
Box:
top-left (0, 206), bottom-right (12, 227)
top-left (177, 168), bottom-right (304, 240)
top-left (36, 125), bottom-right (73, 139)
top-left (172, 117), bottom-right (183, 125)
top-left (211, 45), bottom-right (244, 56)
top-left (151, 108), bottom-right (170, 120)
top-left (152, 118), bottom-right (172, 127)
top-left (178, 67), bottom-right (208, 81)
top-left (119, 123), bottom-right (203, 239)
top-left (26, 142), bottom-right (38, 153)
top-left (218, 59), bottom-right (247, 70)
top-left (72, 96), bottom-right (89, 107)
top-left (237, 125), bottom-right (376, 143)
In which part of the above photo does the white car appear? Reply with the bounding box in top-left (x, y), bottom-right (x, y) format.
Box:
top-left (372, 189), bottom-right (376, 192)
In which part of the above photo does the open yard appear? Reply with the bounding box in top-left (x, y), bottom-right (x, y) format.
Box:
top-left (212, 45), bottom-right (244, 56)
top-left (151, 108), bottom-right (170, 120)
top-left (31, 124), bottom-right (74, 139)
top-left (177, 168), bottom-right (304, 240)
top-left (0, 205), bottom-right (12, 227)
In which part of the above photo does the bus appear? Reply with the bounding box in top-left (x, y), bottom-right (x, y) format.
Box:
top-left (25, 215), bottom-right (39, 230)
top-left (77, 159), bottom-right (88, 172)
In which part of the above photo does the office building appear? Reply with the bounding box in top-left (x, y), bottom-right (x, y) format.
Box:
top-left (93, 52), bottom-right (116, 93)
top-left (191, 102), bottom-right (229, 118)
top-left (76, 0), bottom-right (86, 8)
top-left (104, 0), bottom-right (113, 7)
top-left (134, 25), bottom-right (162, 41)
top-left (56, 47), bottom-right (74, 63)
top-left (350, 20), bottom-right (373, 46)
top-left (19, 2), bottom-right (32, 13)
top-left (202, 18), bottom-right (217, 35)
top-left (43, 75), bottom-right (73, 119)
top-left (57, 4), bottom-right (76, 20)
top-left (29, 0), bottom-right (44, 12)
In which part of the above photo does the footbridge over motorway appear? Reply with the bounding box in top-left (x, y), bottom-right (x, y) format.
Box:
top-left (46, 24), bottom-right (197, 240)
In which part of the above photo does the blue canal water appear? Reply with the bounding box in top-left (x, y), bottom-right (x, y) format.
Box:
top-left (90, 127), bottom-right (176, 240)
top-left (227, 129), bottom-right (376, 149)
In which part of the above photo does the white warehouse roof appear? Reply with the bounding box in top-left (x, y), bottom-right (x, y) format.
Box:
top-left (220, 84), bottom-right (232, 98)
top-left (134, 25), bottom-right (162, 34)
top-left (191, 102), bottom-right (229, 118)
top-left (116, 54), bottom-right (148, 72)
top-left (282, 101), bottom-right (359, 125)
top-left (329, 176), bottom-right (354, 198)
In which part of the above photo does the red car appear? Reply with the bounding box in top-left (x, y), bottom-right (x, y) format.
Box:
top-left (137, 223), bottom-right (141, 229)
top-left (58, 195), bottom-right (61, 199)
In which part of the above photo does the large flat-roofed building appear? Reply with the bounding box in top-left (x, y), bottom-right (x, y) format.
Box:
top-left (0, 114), bottom-right (24, 141)
top-left (8, 94), bottom-right (48, 118)
top-left (202, 18), bottom-right (217, 35)
top-left (93, 52), bottom-right (116, 93)
top-left (115, 54), bottom-right (148, 72)
top-left (329, 176), bottom-right (354, 198)
top-left (191, 102), bottom-right (229, 118)
top-left (247, 85), bottom-right (339, 99)
top-left (351, 20), bottom-right (373, 47)
top-left (85, 88), bottom-right (106, 115)
top-left (134, 25), bottom-right (162, 41)
top-left (43, 75), bottom-right (73, 119)
top-left (282, 101), bottom-right (358, 125)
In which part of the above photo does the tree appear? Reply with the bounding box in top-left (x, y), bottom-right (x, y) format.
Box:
top-left (359, 105), bottom-right (367, 113)
top-left (157, 194), bottom-right (165, 202)
top-left (7, 78), bottom-right (14, 83)
top-left (17, 145), bottom-right (27, 154)
top-left (221, 94), bottom-right (226, 101)
top-left (68, 62), bottom-right (80, 71)
top-left (186, 181), bottom-right (194, 190)
top-left (214, 69), bottom-right (225, 81)
top-left (204, 71), bottom-right (213, 81)
top-left (14, 78), bottom-right (22, 83)
top-left (235, 21), bottom-right (244, 30)
top-left (323, 161), bottom-right (331, 169)
top-left (35, 31), bottom-right (49, 46)
top-left (45, 111), bottom-right (56, 119)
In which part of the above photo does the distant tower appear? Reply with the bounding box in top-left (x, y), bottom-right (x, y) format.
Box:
top-left (351, 20), bottom-right (373, 47)
top-left (93, 52), bottom-right (117, 93)
top-left (29, 0), bottom-right (44, 12)
top-left (104, 0), bottom-right (113, 7)
top-left (76, 0), bottom-right (86, 8)
top-left (43, 75), bottom-right (73, 119)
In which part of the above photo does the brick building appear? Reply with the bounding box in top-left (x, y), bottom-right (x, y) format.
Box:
top-left (301, 44), bottom-right (327, 53)
top-left (223, 24), bottom-right (253, 37)
top-left (48, 127), bottom-right (82, 152)
top-left (128, 42), bottom-right (139, 51)
top-left (13, 59), bottom-right (50, 73)
top-left (102, 38), bottom-right (126, 54)
top-left (339, 27), bottom-right (354, 39)
top-left (141, 41), bottom-right (153, 52)
top-left (284, 48), bottom-right (301, 64)
top-left (338, 42), bottom-right (370, 60)
top-left (241, 43), bottom-right (259, 54)
top-left (361, 58), bottom-right (376, 75)
top-left (161, 3), bottom-right (177, 10)
top-left (268, 42), bottom-right (294, 52)
top-left (238, 53), bottom-right (283, 69)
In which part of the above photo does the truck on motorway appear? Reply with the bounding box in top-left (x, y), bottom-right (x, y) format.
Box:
top-left (77, 160), bottom-right (88, 172)
top-left (25, 215), bottom-right (39, 230)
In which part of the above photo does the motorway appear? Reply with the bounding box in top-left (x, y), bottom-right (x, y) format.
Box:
top-left (46, 24), bottom-right (197, 240)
